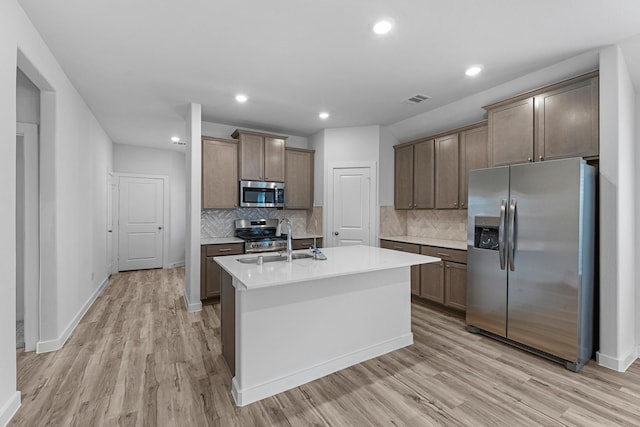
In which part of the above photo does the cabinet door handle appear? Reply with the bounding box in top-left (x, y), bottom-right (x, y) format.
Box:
top-left (437, 252), bottom-right (450, 257)
top-left (539, 156), bottom-right (544, 161)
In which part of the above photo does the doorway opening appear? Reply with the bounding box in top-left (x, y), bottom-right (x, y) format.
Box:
top-left (16, 67), bottom-right (41, 353)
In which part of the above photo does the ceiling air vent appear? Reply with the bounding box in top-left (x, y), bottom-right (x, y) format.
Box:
top-left (404, 93), bottom-right (431, 105)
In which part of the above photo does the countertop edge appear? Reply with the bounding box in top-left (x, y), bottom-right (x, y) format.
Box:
top-left (380, 236), bottom-right (467, 251)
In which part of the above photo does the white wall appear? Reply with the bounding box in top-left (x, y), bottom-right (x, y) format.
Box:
top-left (184, 104), bottom-right (202, 312)
top-left (1, 1), bottom-right (113, 422)
top-left (636, 93), bottom-right (640, 357)
top-left (201, 121), bottom-right (309, 149)
top-left (16, 68), bottom-right (39, 124)
top-left (0, 1), bottom-right (19, 416)
top-left (596, 45), bottom-right (637, 371)
top-left (113, 143), bottom-right (186, 266)
top-left (379, 126), bottom-right (398, 207)
top-left (308, 130), bottom-right (325, 206)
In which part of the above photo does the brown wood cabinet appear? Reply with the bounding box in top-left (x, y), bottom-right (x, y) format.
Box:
top-left (394, 139), bottom-right (434, 210)
top-left (459, 123), bottom-right (488, 209)
top-left (445, 261), bottom-right (467, 311)
top-left (487, 97), bottom-right (534, 166)
top-left (435, 134), bottom-right (459, 209)
top-left (202, 137), bottom-right (239, 209)
top-left (200, 243), bottom-right (244, 300)
top-left (419, 246), bottom-right (467, 311)
top-left (232, 129), bottom-right (286, 182)
top-left (380, 240), bottom-right (421, 295)
top-left (285, 148), bottom-right (314, 209)
top-left (485, 71), bottom-right (599, 167)
top-left (535, 76), bottom-right (599, 161)
top-left (292, 237), bottom-right (323, 250)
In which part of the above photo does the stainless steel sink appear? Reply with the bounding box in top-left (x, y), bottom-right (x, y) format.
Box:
top-left (237, 253), bottom-right (315, 264)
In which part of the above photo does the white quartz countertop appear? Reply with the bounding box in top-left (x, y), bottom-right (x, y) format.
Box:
top-left (215, 245), bottom-right (439, 290)
top-left (380, 236), bottom-right (467, 251)
top-left (201, 237), bottom-right (244, 245)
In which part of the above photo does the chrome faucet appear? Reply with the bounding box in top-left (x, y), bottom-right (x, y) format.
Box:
top-left (276, 217), bottom-right (293, 262)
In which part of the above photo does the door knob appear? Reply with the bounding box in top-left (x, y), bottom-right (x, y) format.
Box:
top-left (334, 231), bottom-right (339, 236)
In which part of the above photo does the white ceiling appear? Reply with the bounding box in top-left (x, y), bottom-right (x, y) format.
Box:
top-left (17, 0), bottom-right (640, 149)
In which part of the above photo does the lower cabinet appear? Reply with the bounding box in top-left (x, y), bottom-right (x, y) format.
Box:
top-left (292, 237), bottom-right (323, 250)
top-left (380, 240), bottom-right (421, 296)
top-left (201, 243), bottom-right (244, 300)
top-left (420, 246), bottom-right (467, 311)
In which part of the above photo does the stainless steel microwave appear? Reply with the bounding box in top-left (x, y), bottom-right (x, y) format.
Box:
top-left (239, 180), bottom-right (285, 208)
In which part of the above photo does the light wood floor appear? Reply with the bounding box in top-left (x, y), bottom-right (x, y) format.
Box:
top-left (10, 267), bottom-right (640, 426)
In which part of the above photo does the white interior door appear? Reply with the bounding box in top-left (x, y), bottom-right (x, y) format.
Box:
top-left (331, 167), bottom-right (372, 246)
top-left (118, 176), bottom-right (164, 271)
top-left (106, 172), bottom-right (113, 274)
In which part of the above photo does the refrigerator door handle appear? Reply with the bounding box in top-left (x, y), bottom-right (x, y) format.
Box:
top-left (498, 199), bottom-right (507, 270)
top-left (508, 198), bottom-right (517, 271)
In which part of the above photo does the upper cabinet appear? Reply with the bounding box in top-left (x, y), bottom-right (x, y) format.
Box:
top-left (487, 98), bottom-right (534, 166)
top-left (202, 137), bottom-right (239, 209)
top-left (435, 134), bottom-right (459, 209)
top-left (535, 76), bottom-right (599, 161)
top-left (284, 148), bottom-right (314, 210)
top-left (459, 123), bottom-right (488, 209)
top-left (395, 125), bottom-right (487, 211)
top-left (232, 129), bottom-right (286, 182)
top-left (485, 71), bottom-right (599, 167)
top-left (394, 139), bottom-right (434, 210)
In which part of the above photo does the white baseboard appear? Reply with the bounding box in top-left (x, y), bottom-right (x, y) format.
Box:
top-left (232, 333), bottom-right (413, 406)
top-left (0, 391), bottom-right (21, 427)
top-left (36, 276), bottom-right (110, 353)
top-left (183, 290), bottom-right (202, 313)
top-left (596, 347), bottom-right (638, 372)
top-left (167, 260), bottom-right (185, 268)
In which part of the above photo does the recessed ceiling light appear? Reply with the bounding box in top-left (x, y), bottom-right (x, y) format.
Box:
top-left (235, 94), bottom-right (248, 103)
top-left (319, 112), bottom-right (330, 120)
top-left (171, 136), bottom-right (180, 143)
top-left (465, 66), bottom-right (483, 76)
top-left (373, 19), bottom-right (393, 35)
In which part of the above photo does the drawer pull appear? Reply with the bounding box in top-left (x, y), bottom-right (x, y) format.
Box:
top-left (436, 252), bottom-right (450, 257)
top-left (219, 248), bottom-right (232, 252)
top-left (393, 246), bottom-right (403, 250)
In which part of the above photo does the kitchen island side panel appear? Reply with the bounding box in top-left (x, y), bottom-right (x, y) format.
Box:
top-left (231, 267), bottom-right (413, 406)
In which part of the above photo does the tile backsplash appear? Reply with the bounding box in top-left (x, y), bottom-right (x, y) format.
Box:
top-left (379, 206), bottom-right (467, 241)
top-left (201, 207), bottom-right (322, 239)
top-left (379, 206), bottom-right (407, 236)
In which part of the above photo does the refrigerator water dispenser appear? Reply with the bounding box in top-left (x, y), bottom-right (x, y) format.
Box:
top-left (474, 216), bottom-right (500, 250)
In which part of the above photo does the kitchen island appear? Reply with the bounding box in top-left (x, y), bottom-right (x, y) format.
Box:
top-left (215, 245), bottom-right (438, 406)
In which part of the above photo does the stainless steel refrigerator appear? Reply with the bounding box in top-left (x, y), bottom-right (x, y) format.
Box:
top-left (466, 157), bottom-right (595, 372)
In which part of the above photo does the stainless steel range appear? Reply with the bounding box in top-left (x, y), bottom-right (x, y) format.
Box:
top-left (234, 219), bottom-right (288, 253)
